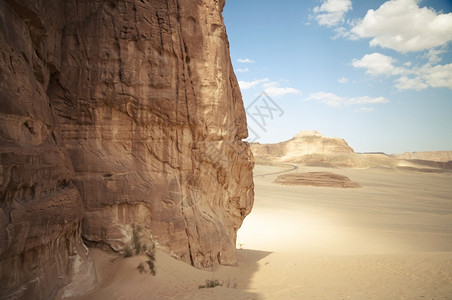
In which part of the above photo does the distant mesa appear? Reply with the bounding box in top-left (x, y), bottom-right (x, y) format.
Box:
top-left (274, 172), bottom-right (361, 188)
top-left (251, 130), bottom-right (452, 171)
top-left (251, 130), bottom-right (354, 161)
top-left (392, 151), bottom-right (452, 163)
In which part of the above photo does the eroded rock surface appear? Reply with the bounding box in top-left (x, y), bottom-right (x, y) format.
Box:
top-left (251, 130), bottom-right (354, 162)
top-left (274, 172), bottom-right (360, 188)
top-left (0, 0), bottom-right (89, 298)
top-left (1, 0), bottom-right (253, 298)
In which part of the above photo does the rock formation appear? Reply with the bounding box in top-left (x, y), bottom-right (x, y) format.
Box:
top-left (392, 151), bottom-right (452, 163)
top-left (251, 130), bottom-right (354, 161)
top-left (0, 0), bottom-right (254, 298)
top-left (252, 130), bottom-right (452, 171)
top-left (274, 172), bottom-right (361, 188)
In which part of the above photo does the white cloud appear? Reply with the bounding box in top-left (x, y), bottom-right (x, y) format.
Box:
top-left (304, 92), bottom-right (389, 107)
top-left (238, 78), bottom-right (269, 90)
top-left (238, 79), bottom-right (302, 96)
top-left (424, 48), bottom-right (445, 64)
top-left (423, 63), bottom-right (452, 89)
top-left (263, 82), bottom-right (301, 98)
top-left (265, 87), bottom-right (301, 98)
top-left (351, 0), bottom-right (452, 53)
top-left (338, 77), bottom-right (349, 84)
top-left (313, 0), bottom-right (352, 27)
top-left (352, 53), bottom-right (402, 76)
top-left (236, 68), bottom-right (249, 73)
top-left (333, 26), bottom-right (358, 40)
top-left (355, 107), bottom-right (375, 113)
top-left (347, 96), bottom-right (390, 105)
top-left (352, 53), bottom-right (452, 91)
top-left (237, 58), bottom-right (255, 63)
top-left (395, 76), bottom-right (428, 91)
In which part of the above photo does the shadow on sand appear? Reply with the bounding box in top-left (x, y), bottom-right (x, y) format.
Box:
top-left (64, 248), bottom-right (273, 300)
top-left (196, 248), bottom-right (273, 299)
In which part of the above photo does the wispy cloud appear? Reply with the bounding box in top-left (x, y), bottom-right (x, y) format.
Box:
top-left (238, 79), bottom-right (301, 97)
top-left (238, 78), bottom-right (269, 90)
top-left (352, 52), bottom-right (452, 91)
top-left (424, 48), bottom-right (446, 64)
top-left (304, 92), bottom-right (389, 107)
top-left (351, 0), bottom-right (452, 53)
top-left (338, 77), bottom-right (349, 84)
top-left (236, 68), bottom-right (249, 73)
top-left (237, 58), bottom-right (255, 63)
top-left (395, 76), bottom-right (428, 91)
top-left (263, 82), bottom-right (301, 98)
top-left (354, 107), bottom-right (375, 113)
top-left (312, 0), bottom-right (352, 27)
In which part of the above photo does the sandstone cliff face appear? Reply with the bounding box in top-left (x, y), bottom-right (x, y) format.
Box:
top-left (50, 0), bottom-right (253, 268)
top-left (1, 0), bottom-right (253, 298)
top-left (0, 1), bottom-right (88, 298)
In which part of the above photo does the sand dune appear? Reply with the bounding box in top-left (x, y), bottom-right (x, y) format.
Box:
top-left (69, 163), bottom-right (452, 299)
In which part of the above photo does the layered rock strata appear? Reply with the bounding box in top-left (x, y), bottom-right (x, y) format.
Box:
top-left (251, 130), bottom-right (354, 161)
top-left (0, 0), bottom-right (253, 298)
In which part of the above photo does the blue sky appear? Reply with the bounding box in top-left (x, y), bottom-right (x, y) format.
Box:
top-left (223, 0), bottom-right (452, 153)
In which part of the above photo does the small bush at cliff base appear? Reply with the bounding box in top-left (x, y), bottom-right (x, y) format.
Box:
top-left (146, 242), bottom-right (156, 276)
top-left (225, 277), bottom-right (238, 288)
top-left (146, 259), bottom-right (156, 276)
top-left (127, 224), bottom-right (157, 275)
top-left (124, 246), bottom-right (133, 258)
top-left (132, 224), bottom-right (143, 254)
top-left (198, 279), bottom-right (222, 289)
top-left (137, 262), bottom-right (146, 274)
top-left (146, 242), bottom-right (155, 261)
top-left (198, 277), bottom-right (238, 289)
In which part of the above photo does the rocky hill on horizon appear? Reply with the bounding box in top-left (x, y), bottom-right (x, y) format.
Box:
top-left (251, 130), bottom-right (354, 161)
top-left (392, 151), bottom-right (452, 163)
top-left (252, 130), bottom-right (452, 171)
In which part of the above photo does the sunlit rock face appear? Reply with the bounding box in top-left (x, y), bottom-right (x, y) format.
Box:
top-left (251, 130), bottom-right (354, 161)
top-left (1, 0), bottom-right (253, 298)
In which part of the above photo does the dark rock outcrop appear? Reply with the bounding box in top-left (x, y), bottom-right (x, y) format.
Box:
top-left (274, 172), bottom-right (361, 188)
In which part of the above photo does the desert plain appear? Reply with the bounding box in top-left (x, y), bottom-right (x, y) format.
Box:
top-left (68, 157), bottom-right (452, 299)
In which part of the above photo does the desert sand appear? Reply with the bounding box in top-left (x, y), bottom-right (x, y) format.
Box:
top-left (69, 163), bottom-right (452, 299)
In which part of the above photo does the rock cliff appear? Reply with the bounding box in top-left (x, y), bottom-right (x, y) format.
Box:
top-left (251, 130), bottom-right (354, 161)
top-left (0, 0), bottom-right (254, 298)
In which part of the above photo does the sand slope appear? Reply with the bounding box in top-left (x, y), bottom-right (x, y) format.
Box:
top-left (68, 164), bottom-right (452, 299)
top-left (393, 151), bottom-right (452, 163)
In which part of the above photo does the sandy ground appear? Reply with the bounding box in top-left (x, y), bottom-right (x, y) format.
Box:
top-left (69, 164), bottom-right (452, 299)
